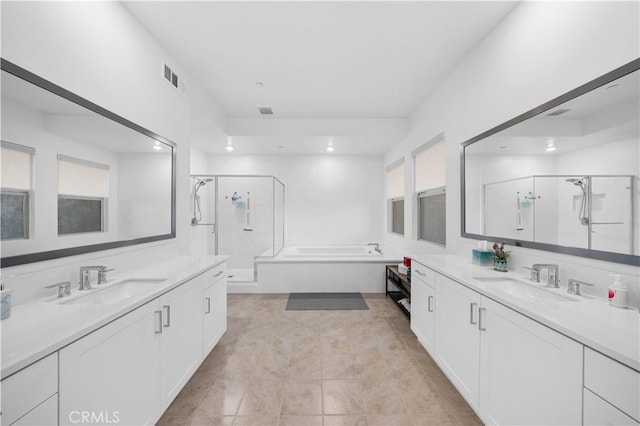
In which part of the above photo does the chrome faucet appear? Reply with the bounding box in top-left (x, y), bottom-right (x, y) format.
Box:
top-left (530, 264), bottom-right (560, 288)
top-left (46, 281), bottom-right (71, 298)
top-left (367, 243), bottom-right (382, 254)
top-left (567, 279), bottom-right (594, 296)
top-left (79, 266), bottom-right (108, 290)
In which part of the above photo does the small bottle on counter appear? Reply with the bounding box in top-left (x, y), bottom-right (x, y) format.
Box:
top-left (608, 274), bottom-right (628, 309)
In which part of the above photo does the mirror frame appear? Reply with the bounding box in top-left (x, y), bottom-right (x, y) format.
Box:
top-left (1, 59), bottom-right (177, 268)
top-left (460, 58), bottom-right (640, 267)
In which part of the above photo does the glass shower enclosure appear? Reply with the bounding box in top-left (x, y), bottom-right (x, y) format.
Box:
top-left (483, 174), bottom-right (637, 255)
top-left (190, 175), bottom-right (285, 282)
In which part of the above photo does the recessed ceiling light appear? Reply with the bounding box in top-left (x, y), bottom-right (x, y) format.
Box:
top-left (226, 136), bottom-right (234, 152)
top-left (278, 145), bottom-right (284, 149)
top-left (499, 146), bottom-right (507, 149)
top-left (226, 145), bottom-right (234, 152)
top-left (256, 82), bottom-right (264, 88)
top-left (153, 145), bottom-right (162, 151)
top-left (327, 146), bottom-right (334, 152)
top-left (546, 146), bottom-right (556, 152)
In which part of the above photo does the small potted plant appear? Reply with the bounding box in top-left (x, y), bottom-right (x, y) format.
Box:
top-left (492, 242), bottom-right (509, 272)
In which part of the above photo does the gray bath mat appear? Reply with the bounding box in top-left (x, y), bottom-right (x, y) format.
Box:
top-left (286, 292), bottom-right (369, 311)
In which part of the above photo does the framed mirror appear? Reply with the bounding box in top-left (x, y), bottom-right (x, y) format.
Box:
top-left (462, 59), bottom-right (639, 266)
top-left (1, 59), bottom-right (176, 267)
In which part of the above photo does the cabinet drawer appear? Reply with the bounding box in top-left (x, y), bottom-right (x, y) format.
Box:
top-left (204, 263), bottom-right (227, 287)
top-left (1, 353), bottom-right (58, 426)
top-left (584, 389), bottom-right (639, 425)
top-left (584, 347), bottom-right (640, 421)
top-left (12, 394), bottom-right (58, 426)
top-left (412, 262), bottom-right (435, 287)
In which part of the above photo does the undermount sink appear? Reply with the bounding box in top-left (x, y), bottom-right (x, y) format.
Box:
top-left (473, 276), bottom-right (578, 303)
top-left (61, 278), bottom-right (166, 306)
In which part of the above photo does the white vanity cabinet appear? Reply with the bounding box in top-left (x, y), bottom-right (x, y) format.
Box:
top-left (59, 263), bottom-right (224, 425)
top-left (203, 265), bottom-right (227, 356)
top-left (433, 272), bottom-right (583, 424)
top-left (479, 297), bottom-right (582, 425)
top-left (1, 353), bottom-right (58, 426)
top-left (59, 301), bottom-right (161, 426)
top-left (158, 277), bottom-right (204, 409)
top-left (410, 262), bottom-right (436, 355)
top-left (434, 273), bottom-right (482, 410)
top-left (583, 348), bottom-right (640, 425)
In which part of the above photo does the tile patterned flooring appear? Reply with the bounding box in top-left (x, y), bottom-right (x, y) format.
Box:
top-left (157, 294), bottom-right (482, 426)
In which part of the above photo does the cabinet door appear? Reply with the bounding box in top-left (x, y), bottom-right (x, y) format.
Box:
top-left (410, 278), bottom-right (435, 355)
top-left (159, 279), bottom-right (204, 409)
top-left (479, 297), bottom-right (583, 425)
top-left (434, 274), bottom-right (481, 410)
top-left (59, 302), bottom-right (160, 426)
top-left (203, 273), bottom-right (227, 356)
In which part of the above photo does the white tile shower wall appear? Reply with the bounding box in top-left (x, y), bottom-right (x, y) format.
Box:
top-left (1, 2), bottom-right (225, 303)
top-left (205, 155), bottom-right (384, 246)
top-left (383, 1), bottom-right (639, 304)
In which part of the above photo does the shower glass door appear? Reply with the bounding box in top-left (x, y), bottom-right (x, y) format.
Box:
top-left (590, 176), bottom-right (635, 255)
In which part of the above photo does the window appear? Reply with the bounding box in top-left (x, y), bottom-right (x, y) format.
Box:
top-left (58, 155), bottom-right (109, 234)
top-left (1, 141), bottom-right (34, 240)
top-left (414, 138), bottom-right (446, 245)
top-left (386, 160), bottom-right (404, 235)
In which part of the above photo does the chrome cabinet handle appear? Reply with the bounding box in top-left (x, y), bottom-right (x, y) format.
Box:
top-left (205, 297), bottom-right (211, 314)
top-left (479, 307), bottom-right (487, 331)
top-left (415, 269), bottom-right (426, 276)
top-left (469, 302), bottom-right (478, 325)
top-left (155, 310), bottom-right (163, 334)
top-left (427, 296), bottom-right (434, 312)
top-left (162, 305), bottom-right (171, 328)
top-left (212, 271), bottom-right (224, 278)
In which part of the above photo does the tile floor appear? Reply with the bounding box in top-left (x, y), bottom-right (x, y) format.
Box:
top-left (157, 294), bottom-right (482, 426)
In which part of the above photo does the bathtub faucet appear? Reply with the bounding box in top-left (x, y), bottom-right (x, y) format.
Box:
top-left (367, 243), bottom-right (382, 254)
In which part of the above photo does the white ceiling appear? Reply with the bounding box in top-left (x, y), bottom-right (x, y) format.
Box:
top-left (123, 1), bottom-right (518, 154)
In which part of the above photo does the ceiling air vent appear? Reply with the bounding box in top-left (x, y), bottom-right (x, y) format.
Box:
top-left (546, 108), bottom-right (571, 117)
top-left (257, 106), bottom-right (274, 115)
top-left (161, 61), bottom-right (185, 94)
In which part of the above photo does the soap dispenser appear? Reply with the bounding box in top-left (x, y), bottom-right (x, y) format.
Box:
top-left (608, 274), bottom-right (628, 309)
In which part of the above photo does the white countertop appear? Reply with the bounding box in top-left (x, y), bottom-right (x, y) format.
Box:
top-left (411, 254), bottom-right (640, 372)
top-left (0, 255), bottom-right (228, 379)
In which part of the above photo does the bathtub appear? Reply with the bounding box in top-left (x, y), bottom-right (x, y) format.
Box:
top-left (281, 245), bottom-right (382, 258)
top-left (229, 245), bottom-right (401, 293)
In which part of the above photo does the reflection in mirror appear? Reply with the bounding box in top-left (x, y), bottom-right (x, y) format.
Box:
top-left (1, 60), bottom-right (176, 267)
top-left (463, 60), bottom-right (639, 265)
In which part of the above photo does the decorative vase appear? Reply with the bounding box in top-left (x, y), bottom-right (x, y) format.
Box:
top-left (493, 258), bottom-right (508, 272)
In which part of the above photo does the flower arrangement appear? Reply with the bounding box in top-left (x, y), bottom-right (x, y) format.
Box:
top-left (492, 242), bottom-right (509, 261)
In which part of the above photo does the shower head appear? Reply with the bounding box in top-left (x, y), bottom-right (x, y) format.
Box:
top-left (565, 178), bottom-right (584, 187)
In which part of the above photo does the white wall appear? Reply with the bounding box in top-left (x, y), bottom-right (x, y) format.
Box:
top-left (203, 154), bottom-right (384, 246)
top-left (384, 1), bottom-right (640, 306)
top-left (0, 2), bottom-right (225, 305)
top-left (1, 97), bottom-right (121, 256)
